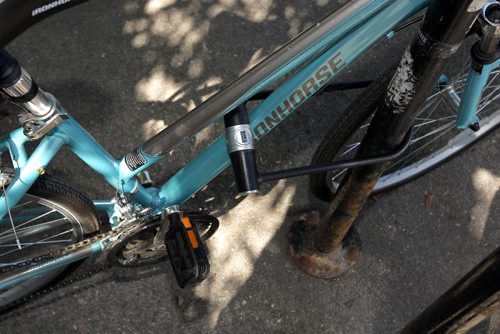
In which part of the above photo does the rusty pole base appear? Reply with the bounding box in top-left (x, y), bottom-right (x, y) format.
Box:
top-left (287, 211), bottom-right (361, 280)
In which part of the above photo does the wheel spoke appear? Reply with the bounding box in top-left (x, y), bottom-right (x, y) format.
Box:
top-left (0, 209), bottom-right (57, 237)
top-left (0, 218), bottom-right (68, 244)
top-left (314, 36), bottom-right (500, 204)
top-left (386, 124), bottom-right (456, 176)
top-left (413, 115), bottom-right (455, 127)
top-left (0, 239), bottom-right (73, 248)
top-left (12, 201), bottom-right (33, 210)
top-left (409, 122), bottom-right (456, 146)
top-left (0, 177), bottom-right (93, 305)
top-left (0, 229), bottom-right (74, 259)
top-left (331, 168), bottom-right (349, 183)
top-left (340, 142), bottom-right (361, 157)
top-left (394, 93), bottom-right (444, 171)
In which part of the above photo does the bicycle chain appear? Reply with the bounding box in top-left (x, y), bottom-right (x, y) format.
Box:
top-left (0, 229), bottom-right (118, 275)
top-left (0, 220), bottom-right (159, 314)
top-left (0, 213), bottom-right (217, 315)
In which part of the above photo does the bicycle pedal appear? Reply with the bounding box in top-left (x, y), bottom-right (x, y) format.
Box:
top-left (164, 211), bottom-right (210, 288)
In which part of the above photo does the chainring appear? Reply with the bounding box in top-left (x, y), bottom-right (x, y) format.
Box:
top-left (107, 217), bottom-right (165, 267)
top-left (107, 212), bottom-right (219, 268)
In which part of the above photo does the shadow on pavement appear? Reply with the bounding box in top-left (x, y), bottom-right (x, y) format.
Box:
top-left (0, 0), bottom-right (498, 332)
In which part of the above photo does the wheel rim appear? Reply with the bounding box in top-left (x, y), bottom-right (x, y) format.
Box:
top-left (0, 194), bottom-right (85, 301)
top-left (327, 40), bottom-right (500, 195)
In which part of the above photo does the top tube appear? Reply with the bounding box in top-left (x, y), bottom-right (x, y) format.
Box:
top-left (139, 0), bottom-right (392, 156)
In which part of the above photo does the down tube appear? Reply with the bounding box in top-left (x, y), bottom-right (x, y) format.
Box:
top-left (159, 0), bottom-right (428, 205)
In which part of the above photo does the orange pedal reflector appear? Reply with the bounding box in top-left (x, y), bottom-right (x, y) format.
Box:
top-left (181, 216), bottom-right (192, 228)
top-left (165, 212), bottom-right (210, 288)
top-left (187, 230), bottom-right (200, 248)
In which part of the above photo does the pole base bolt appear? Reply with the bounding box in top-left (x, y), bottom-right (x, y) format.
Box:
top-left (287, 211), bottom-right (361, 280)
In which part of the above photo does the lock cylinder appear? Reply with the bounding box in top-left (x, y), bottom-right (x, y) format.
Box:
top-left (224, 105), bottom-right (259, 196)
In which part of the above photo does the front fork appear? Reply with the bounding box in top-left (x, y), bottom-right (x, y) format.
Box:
top-left (457, 0), bottom-right (500, 129)
top-left (441, 58), bottom-right (499, 130)
top-left (457, 61), bottom-right (498, 129)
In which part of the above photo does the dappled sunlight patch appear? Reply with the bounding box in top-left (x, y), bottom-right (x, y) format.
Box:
top-left (188, 58), bottom-right (204, 79)
top-left (145, 0), bottom-right (176, 15)
top-left (197, 76), bottom-right (224, 91)
top-left (316, 0), bottom-right (329, 6)
top-left (180, 99), bottom-right (197, 113)
top-left (207, 0), bottom-right (273, 21)
top-left (284, 5), bottom-right (296, 19)
top-left (199, 76), bottom-right (225, 102)
top-left (470, 168), bottom-right (499, 240)
top-left (208, 3), bottom-right (229, 18)
top-left (285, 6), bottom-right (302, 37)
top-left (135, 65), bottom-right (185, 102)
top-left (122, 0), bottom-right (306, 101)
top-left (123, 18), bottom-right (150, 34)
top-left (201, 91), bottom-right (220, 103)
top-left (240, 48), bottom-right (265, 74)
top-left (149, 9), bottom-right (210, 60)
top-left (240, 0), bottom-right (274, 22)
top-left (124, 1), bottom-right (140, 13)
top-left (131, 32), bottom-right (150, 48)
top-left (151, 10), bottom-right (195, 46)
top-left (142, 118), bottom-right (167, 140)
top-left (194, 180), bottom-right (297, 328)
top-left (193, 125), bottom-right (216, 148)
top-left (179, 22), bottom-right (210, 57)
top-left (123, 18), bottom-right (152, 49)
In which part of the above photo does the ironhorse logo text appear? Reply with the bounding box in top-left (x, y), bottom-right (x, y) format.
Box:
top-left (252, 51), bottom-right (345, 140)
top-left (32, 0), bottom-right (71, 16)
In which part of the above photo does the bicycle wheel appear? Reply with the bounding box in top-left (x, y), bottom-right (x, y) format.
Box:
top-left (0, 175), bottom-right (100, 307)
top-left (310, 40), bottom-right (500, 202)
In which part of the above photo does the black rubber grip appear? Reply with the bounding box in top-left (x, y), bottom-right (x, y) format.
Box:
top-left (0, 49), bottom-right (21, 88)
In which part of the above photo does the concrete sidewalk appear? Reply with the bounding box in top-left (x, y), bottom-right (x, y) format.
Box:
top-left (1, 0), bottom-right (499, 332)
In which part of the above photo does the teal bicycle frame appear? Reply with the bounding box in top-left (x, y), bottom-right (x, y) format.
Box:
top-left (0, 0), bottom-right (498, 289)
